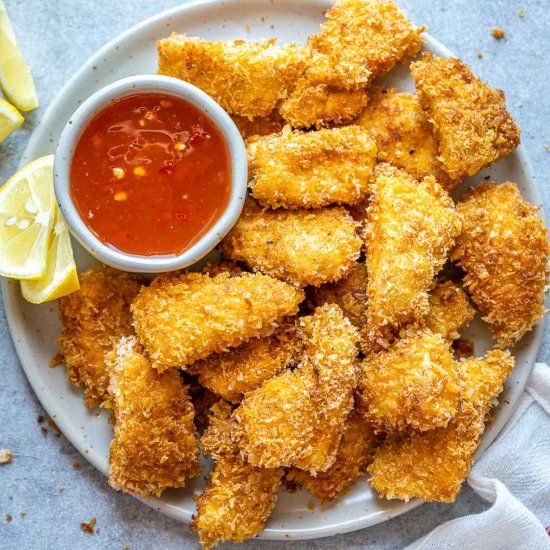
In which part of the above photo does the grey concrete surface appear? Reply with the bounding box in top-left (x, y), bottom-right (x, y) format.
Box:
top-left (0, 0), bottom-right (549, 548)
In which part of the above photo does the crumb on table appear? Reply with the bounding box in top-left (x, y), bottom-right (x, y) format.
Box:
top-left (518, 9), bottom-right (525, 17)
top-left (80, 517), bottom-right (96, 534)
top-left (0, 450), bottom-right (12, 464)
top-left (491, 28), bottom-right (506, 39)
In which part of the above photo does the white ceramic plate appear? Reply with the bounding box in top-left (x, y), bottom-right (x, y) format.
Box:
top-left (2, 0), bottom-right (544, 541)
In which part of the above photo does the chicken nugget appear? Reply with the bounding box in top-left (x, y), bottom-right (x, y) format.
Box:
top-left (193, 403), bottom-right (282, 550)
top-left (107, 336), bottom-right (201, 497)
top-left (451, 182), bottom-right (549, 346)
top-left (358, 328), bottom-right (460, 432)
top-left (248, 125), bottom-right (376, 209)
top-left (279, 76), bottom-right (367, 129)
top-left (411, 54), bottom-right (521, 180)
top-left (158, 34), bottom-right (306, 119)
top-left (220, 200), bottom-right (362, 287)
top-left (188, 320), bottom-right (304, 403)
top-left (366, 164), bottom-right (462, 328)
top-left (132, 271), bottom-right (304, 371)
top-left (368, 350), bottom-right (514, 502)
top-left (235, 304), bottom-right (359, 474)
top-left (231, 112), bottom-right (285, 141)
top-left (286, 408), bottom-right (379, 504)
top-left (306, 0), bottom-right (424, 90)
top-left (356, 87), bottom-right (458, 190)
top-left (56, 267), bottom-right (141, 408)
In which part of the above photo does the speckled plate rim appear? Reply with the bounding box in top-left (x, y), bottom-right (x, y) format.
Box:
top-left (1, 0), bottom-right (544, 541)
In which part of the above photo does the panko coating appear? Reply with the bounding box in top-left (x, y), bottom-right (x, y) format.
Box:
top-left (286, 408), bottom-right (379, 504)
top-left (366, 164), bottom-right (462, 328)
top-left (279, 76), bottom-right (368, 129)
top-left (193, 403), bottom-right (283, 550)
top-left (131, 271), bottom-right (304, 371)
top-left (306, 0), bottom-right (424, 89)
top-left (235, 304), bottom-right (359, 474)
top-left (188, 320), bottom-right (304, 403)
top-left (248, 125), bottom-right (377, 209)
top-left (368, 350), bottom-right (514, 502)
top-left (411, 54), bottom-right (521, 180)
top-left (157, 34), bottom-right (307, 118)
top-left (56, 266), bottom-right (141, 408)
top-left (231, 112), bottom-right (285, 141)
top-left (451, 182), bottom-right (549, 347)
top-left (107, 336), bottom-right (201, 497)
top-left (358, 329), bottom-right (460, 432)
top-left (220, 200), bottom-right (362, 287)
top-left (356, 87), bottom-right (458, 190)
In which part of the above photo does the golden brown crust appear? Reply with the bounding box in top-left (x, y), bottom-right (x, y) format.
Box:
top-left (306, 0), bottom-right (424, 89)
top-left (158, 34), bottom-right (307, 119)
top-left (451, 182), bottom-right (549, 346)
top-left (411, 54), bottom-right (521, 179)
top-left (356, 87), bottom-right (458, 190)
top-left (56, 267), bottom-right (141, 408)
top-left (235, 304), bottom-right (359, 474)
top-left (107, 336), bottom-right (201, 497)
top-left (358, 329), bottom-right (460, 432)
top-left (220, 199), bottom-right (362, 287)
top-left (248, 125), bottom-right (377, 209)
top-left (131, 271), bottom-right (304, 371)
top-left (368, 350), bottom-right (514, 502)
top-left (231, 112), bottom-right (285, 140)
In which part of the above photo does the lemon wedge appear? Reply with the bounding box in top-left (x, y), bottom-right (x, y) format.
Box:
top-left (0, 155), bottom-right (56, 279)
top-left (0, 0), bottom-right (38, 111)
top-left (0, 97), bottom-right (23, 142)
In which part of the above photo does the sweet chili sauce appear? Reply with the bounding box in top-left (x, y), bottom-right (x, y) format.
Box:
top-left (70, 93), bottom-right (231, 256)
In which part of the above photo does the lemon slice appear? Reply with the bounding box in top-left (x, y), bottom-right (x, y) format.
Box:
top-left (21, 210), bottom-right (79, 303)
top-left (0, 155), bottom-right (55, 279)
top-left (0, 97), bottom-right (23, 142)
top-left (0, 0), bottom-right (39, 111)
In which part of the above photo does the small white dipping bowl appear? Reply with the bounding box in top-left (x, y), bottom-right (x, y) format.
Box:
top-left (54, 74), bottom-right (247, 273)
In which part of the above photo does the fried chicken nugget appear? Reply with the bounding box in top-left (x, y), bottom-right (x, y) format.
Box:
top-left (187, 320), bottom-right (304, 403)
top-left (366, 164), bottom-right (462, 328)
top-left (157, 34), bottom-right (306, 119)
top-left (193, 402), bottom-right (283, 549)
top-left (56, 267), bottom-right (142, 408)
top-left (279, 76), bottom-right (368, 129)
top-left (306, 0), bottom-right (424, 90)
top-left (132, 271), bottom-right (304, 371)
top-left (286, 408), bottom-right (379, 504)
top-left (248, 125), bottom-right (376, 209)
top-left (368, 350), bottom-right (514, 502)
top-left (107, 336), bottom-right (201, 497)
top-left (411, 54), bottom-right (521, 180)
top-left (231, 112), bottom-right (285, 141)
top-left (235, 304), bottom-right (359, 473)
top-left (220, 200), bottom-right (362, 287)
top-left (451, 183), bottom-right (549, 347)
top-left (356, 87), bottom-right (458, 190)
top-left (358, 328), bottom-right (460, 432)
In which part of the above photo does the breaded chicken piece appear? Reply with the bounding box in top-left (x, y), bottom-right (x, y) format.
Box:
top-left (424, 279), bottom-right (475, 340)
top-left (235, 304), bottom-right (359, 473)
top-left (193, 402), bottom-right (283, 550)
top-left (286, 408), bottom-right (379, 504)
top-left (451, 183), bottom-right (549, 346)
top-left (107, 336), bottom-right (201, 497)
top-left (158, 34), bottom-right (306, 119)
top-left (411, 54), bottom-right (521, 180)
top-left (358, 328), bottom-right (460, 432)
top-left (306, 0), bottom-right (424, 90)
top-left (220, 200), bottom-right (362, 287)
top-left (356, 87), bottom-right (458, 190)
top-left (231, 112), bottom-right (285, 141)
top-left (279, 76), bottom-right (367, 129)
top-left (366, 164), bottom-right (462, 328)
top-left (187, 320), bottom-right (304, 403)
top-left (308, 262), bottom-right (368, 329)
top-left (56, 267), bottom-right (141, 408)
top-left (248, 125), bottom-right (376, 209)
top-left (368, 350), bottom-right (514, 502)
top-left (132, 272), bottom-right (304, 371)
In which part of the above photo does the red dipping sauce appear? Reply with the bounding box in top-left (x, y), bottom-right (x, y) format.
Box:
top-left (70, 93), bottom-right (231, 256)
